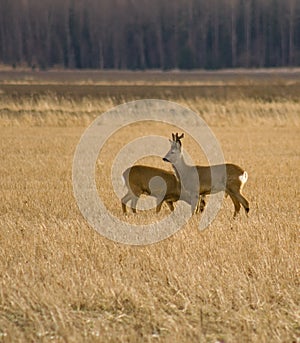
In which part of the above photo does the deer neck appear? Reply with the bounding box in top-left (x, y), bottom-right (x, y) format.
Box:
top-left (172, 153), bottom-right (199, 196)
top-left (172, 154), bottom-right (189, 181)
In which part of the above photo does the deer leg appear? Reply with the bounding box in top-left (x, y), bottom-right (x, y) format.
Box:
top-left (121, 192), bottom-right (132, 213)
top-left (194, 195), bottom-right (206, 214)
top-left (234, 193), bottom-right (250, 215)
top-left (228, 193), bottom-right (241, 218)
top-left (195, 198), bottom-right (200, 214)
top-left (131, 196), bottom-right (139, 213)
top-left (155, 199), bottom-right (163, 213)
top-left (199, 195), bottom-right (206, 213)
top-left (166, 201), bottom-right (175, 212)
top-left (191, 193), bottom-right (200, 215)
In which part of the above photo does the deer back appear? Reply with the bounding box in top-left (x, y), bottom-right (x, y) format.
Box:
top-left (123, 165), bottom-right (180, 199)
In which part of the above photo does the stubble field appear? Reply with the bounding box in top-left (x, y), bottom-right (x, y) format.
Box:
top-left (0, 70), bottom-right (299, 342)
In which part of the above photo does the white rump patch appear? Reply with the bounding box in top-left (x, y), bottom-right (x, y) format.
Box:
top-left (239, 171), bottom-right (248, 185)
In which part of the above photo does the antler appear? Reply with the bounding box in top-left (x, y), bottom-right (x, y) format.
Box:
top-left (171, 132), bottom-right (184, 146)
top-left (175, 133), bottom-right (184, 141)
top-left (171, 132), bottom-right (184, 141)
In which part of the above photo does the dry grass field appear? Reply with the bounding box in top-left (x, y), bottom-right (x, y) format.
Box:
top-left (0, 70), bottom-right (299, 342)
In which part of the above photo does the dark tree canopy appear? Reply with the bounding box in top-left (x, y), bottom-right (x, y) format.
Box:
top-left (0, 0), bottom-right (299, 69)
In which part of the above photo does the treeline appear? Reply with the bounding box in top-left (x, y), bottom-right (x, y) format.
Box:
top-left (0, 0), bottom-right (299, 70)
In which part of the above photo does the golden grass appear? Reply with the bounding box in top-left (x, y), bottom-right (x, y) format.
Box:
top-left (0, 77), bottom-right (299, 342)
top-left (1, 68), bottom-right (300, 85)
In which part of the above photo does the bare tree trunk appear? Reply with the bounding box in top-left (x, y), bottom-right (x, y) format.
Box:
top-left (156, 26), bottom-right (164, 68)
top-left (138, 32), bottom-right (146, 69)
top-left (288, 0), bottom-right (295, 66)
top-left (99, 41), bottom-right (104, 69)
top-left (244, 0), bottom-right (251, 67)
top-left (213, 5), bottom-right (220, 67)
top-left (230, 0), bottom-right (237, 67)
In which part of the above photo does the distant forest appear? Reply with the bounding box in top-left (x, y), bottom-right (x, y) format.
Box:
top-left (0, 0), bottom-right (299, 70)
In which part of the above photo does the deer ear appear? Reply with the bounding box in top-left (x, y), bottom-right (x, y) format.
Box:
top-left (169, 139), bottom-right (173, 144)
top-left (172, 133), bottom-right (175, 141)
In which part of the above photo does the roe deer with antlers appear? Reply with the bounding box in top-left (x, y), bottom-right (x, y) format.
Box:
top-left (121, 165), bottom-right (206, 214)
top-left (163, 133), bottom-right (249, 217)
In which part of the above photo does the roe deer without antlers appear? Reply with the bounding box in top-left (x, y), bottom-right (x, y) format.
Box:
top-left (121, 165), bottom-right (206, 214)
top-left (163, 133), bottom-right (249, 218)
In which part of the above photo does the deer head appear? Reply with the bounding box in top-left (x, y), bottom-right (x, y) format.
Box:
top-left (163, 132), bottom-right (184, 164)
